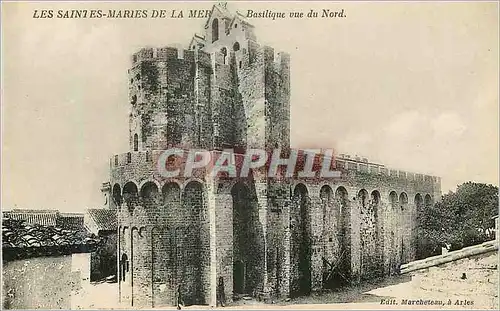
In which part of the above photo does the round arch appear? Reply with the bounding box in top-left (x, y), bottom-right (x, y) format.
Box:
top-left (399, 192), bottom-right (409, 209)
top-left (139, 179), bottom-right (161, 193)
top-left (140, 181), bottom-right (159, 206)
top-left (357, 189), bottom-right (369, 208)
top-left (293, 183), bottom-right (309, 200)
top-left (181, 178), bottom-right (204, 192)
top-left (181, 180), bottom-right (204, 202)
top-left (160, 179), bottom-right (182, 191)
top-left (233, 42), bottom-right (240, 51)
top-left (415, 193), bottom-right (423, 208)
top-left (389, 191), bottom-right (398, 206)
top-left (320, 185), bottom-right (334, 201)
top-left (162, 182), bottom-right (181, 205)
top-left (371, 190), bottom-right (381, 206)
top-left (123, 181), bottom-right (139, 211)
top-left (335, 186), bottom-right (349, 200)
top-left (122, 180), bottom-right (139, 196)
top-left (424, 194), bottom-right (433, 207)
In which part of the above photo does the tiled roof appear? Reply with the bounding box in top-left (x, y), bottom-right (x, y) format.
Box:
top-left (2, 210), bottom-right (85, 231)
top-left (57, 212), bottom-right (85, 230)
top-left (2, 217), bottom-right (101, 260)
top-left (85, 209), bottom-right (117, 231)
top-left (3, 210), bottom-right (58, 226)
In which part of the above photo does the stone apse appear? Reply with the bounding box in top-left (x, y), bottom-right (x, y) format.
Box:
top-left (103, 4), bottom-right (442, 308)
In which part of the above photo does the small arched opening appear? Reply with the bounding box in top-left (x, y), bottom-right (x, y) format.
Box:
top-left (221, 47), bottom-right (228, 64)
top-left (112, 184), bottom-right (122, 209)
top-left (212, 18), bottom-right (219, 42)
top-left (133, 133), bottom-right (138, 151)
top-left (424, 194), bottom-right (433, 208)
top-left (357, 189), bottom-right (369, 210)
top-left (233, 42), bottom-right (240, 52)
top-left (399, 192), bottom-right (408, 211)
top-left (389, 191), bottom-right (398, 208)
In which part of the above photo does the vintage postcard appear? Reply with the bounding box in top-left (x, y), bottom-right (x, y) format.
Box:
top-left (1, 0), bottom-right (499, 310)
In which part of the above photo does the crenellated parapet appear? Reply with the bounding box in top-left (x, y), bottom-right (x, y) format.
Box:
top-left (109, 149), bottom-right (440, 207)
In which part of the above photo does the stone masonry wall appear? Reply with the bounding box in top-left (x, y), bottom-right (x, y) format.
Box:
top-left (111, 148), bottom-right (440, 305)
top-left (117, 179), bottom-right (210, 308)
top-left (128, 47), bottom-right (213, 151)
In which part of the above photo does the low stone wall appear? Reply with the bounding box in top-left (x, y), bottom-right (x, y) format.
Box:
top-left (400, 240), bottom-right (498, 274)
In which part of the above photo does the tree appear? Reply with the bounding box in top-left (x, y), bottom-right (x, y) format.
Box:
top-left (417, 182), bottom-right (498, 259)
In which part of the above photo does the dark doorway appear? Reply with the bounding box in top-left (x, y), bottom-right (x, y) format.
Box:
top-left (120, 253), bottom-right (129, 282)
top-left (233, 260), bottom-right (245, 294)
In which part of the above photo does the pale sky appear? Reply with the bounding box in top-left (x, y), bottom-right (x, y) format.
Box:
top-left (1, 1), bottom-right (498, 212)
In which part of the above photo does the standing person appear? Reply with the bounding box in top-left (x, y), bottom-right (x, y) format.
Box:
top-left (217, 277), bottom-right (226, 307)
top-left (177, 284), bottom-right (184, 310)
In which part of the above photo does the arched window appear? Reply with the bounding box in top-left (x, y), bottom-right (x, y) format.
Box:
top-left (221, 47), bottom-right (228, 64)
top-left (212, 19), bottom-right (219, 42)
top-left (233, 42), bottom-right (240, 52)
top-left (112, 184), bottom-right (122, 208)
top-left (133, 133), bottom-right (138, 151)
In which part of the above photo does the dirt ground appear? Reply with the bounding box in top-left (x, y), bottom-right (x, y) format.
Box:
top-left (74, 253), bottom-right (498, 310)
